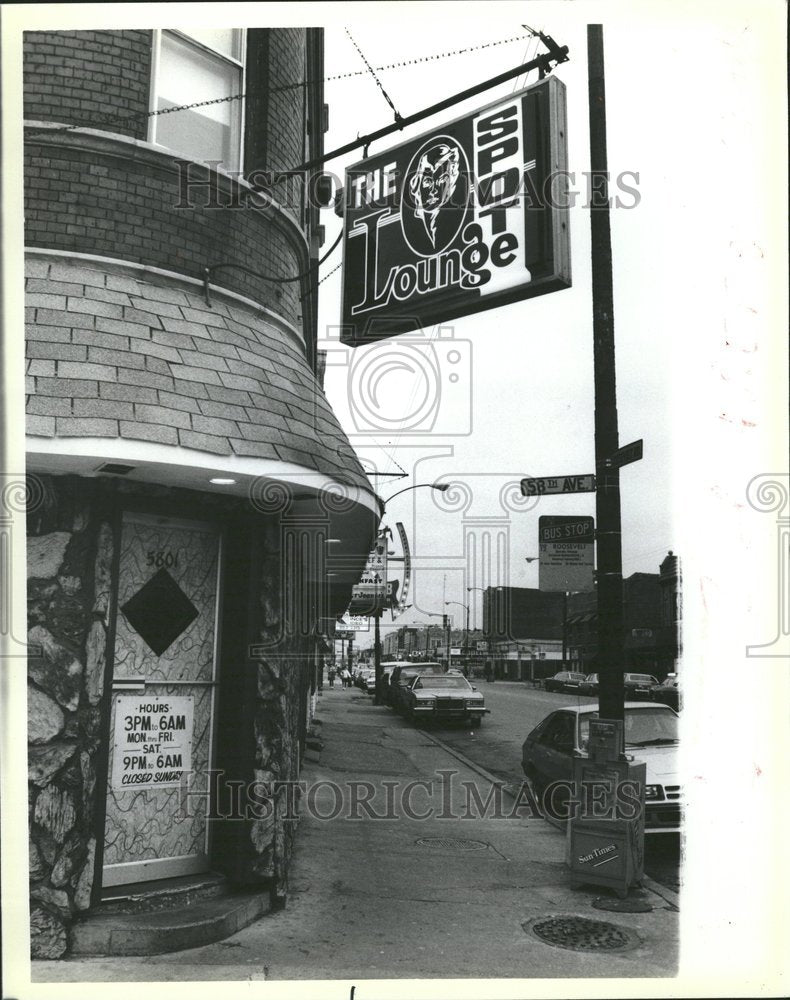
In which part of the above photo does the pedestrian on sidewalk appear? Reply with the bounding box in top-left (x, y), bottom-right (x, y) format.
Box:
top-left (328, 666), bottom-right (336, 687)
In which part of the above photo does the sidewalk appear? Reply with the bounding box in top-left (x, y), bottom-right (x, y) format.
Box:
top-left (33, 686), bottom-right (679, 982)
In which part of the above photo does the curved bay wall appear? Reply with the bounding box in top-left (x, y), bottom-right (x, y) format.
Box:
top-left (25, 253), bottom-right (367, 489)
top-left (23, 30), bottom-right (153, 140)
top-left (24, 131), bottom-right (308, 334)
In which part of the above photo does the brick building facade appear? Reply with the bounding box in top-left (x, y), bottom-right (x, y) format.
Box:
top-left (481, 553), bottom-right (683, 680)
top-left (22, 28), bottom-right (379, 958)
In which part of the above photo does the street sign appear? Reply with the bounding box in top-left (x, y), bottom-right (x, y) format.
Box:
top-left (606, 438), bottom-right (643, 469)
top-left (339, 613), bottom-right (370, 633)
top-left (521, 473), bottom-right (596, 496)
top-left (340, 76), bottom-right (570, 345)
top-left (538, 515), bottom-right (595, 593)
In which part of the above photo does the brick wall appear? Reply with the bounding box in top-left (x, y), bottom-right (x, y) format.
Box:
top-left (24, 135), bottom-right (307, 331)
top-left (23, 31), bottom-right (153, 139)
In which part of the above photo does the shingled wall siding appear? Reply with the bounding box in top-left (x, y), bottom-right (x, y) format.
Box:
top-left (24, 135), bottom-right (306, 332)
top-left (23, 30), bottom-right (153, 140)
top-left (24, 255), bottom-right (368, 489)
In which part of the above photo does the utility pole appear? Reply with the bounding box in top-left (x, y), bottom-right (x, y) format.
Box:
top-left (373, 610), bottom-right (383, 704)
top-left (464, 603), bottom-right (470, 677)
top-left (588, 24), bottom-right (625, 723)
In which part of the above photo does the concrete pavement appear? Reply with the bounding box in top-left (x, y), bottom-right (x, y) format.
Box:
top-left (33, 685), bottom-right (679, 982)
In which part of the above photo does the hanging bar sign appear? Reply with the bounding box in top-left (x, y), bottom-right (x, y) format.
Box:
top-left (340, 76), bottom-right (570, 345)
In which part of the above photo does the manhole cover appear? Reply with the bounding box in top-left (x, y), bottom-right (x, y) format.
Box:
top-left (524, 915), bottom-right (641, 952)
top-left (415, 837), bottom-right (489, 851)
top-left (593, 895), bottom-right (653, 914)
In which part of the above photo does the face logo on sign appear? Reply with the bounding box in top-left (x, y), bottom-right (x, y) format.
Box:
top-left (402, 136), bottom-right (470, 256)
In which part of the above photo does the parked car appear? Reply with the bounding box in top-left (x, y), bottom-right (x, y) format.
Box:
top-left (623, 672), bottom-right (659, 699)
top-left (579, 673), bottom-right (598, 696)
top-left (543, 671), bottom-right (587, 693)
top-left (402, 672), bottom-right (487, 727)
top-left (389, 662), bottom-right (445, 712)
top-left (650, 674), bottom-right (680, 711)
top-left (521, 702), bottom-right (681, 833)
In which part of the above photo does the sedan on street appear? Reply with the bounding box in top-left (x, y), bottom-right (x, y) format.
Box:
top-left (521, 702), bottom-right (681, 833)
top-left (543, 671), bottom-right (586, 693)
top-left (389, 662), bottom-right (445, 712)
top-left (623, 672), bottom-right (660, 700)
top-left (650, 674), bottom-right (680, 711)
top-left (402, 672), bottom-right (487, 727)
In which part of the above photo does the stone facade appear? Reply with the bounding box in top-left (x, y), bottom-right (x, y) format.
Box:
top-left (25, 474), bottom-right (365, 956)
top-left (26, 476), bottom-right (114, 958)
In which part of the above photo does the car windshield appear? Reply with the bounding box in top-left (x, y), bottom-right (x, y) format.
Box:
top-left (628, 674), bottom-right (655, 683)
top-left (586, 674), bottom-right (597, 682)
top-left (569, 673), bottom-right (585, 681)
top-left (414, 675), bottom-right (470, 690)
top-left (579, 708), bottom-right (678, 748)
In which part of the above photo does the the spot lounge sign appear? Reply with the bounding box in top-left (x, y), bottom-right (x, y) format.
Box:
top-left (340, 76), bottom-right (570, 346)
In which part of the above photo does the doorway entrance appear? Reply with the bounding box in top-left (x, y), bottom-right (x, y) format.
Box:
top-left (102, 512), bottom-right (222, 888)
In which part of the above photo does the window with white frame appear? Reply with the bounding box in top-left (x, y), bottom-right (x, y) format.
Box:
top-left (150, 29), bottom-right (245, 171)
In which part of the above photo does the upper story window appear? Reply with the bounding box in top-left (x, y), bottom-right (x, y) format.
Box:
top-left (150, 29), bottom-right (245, 171)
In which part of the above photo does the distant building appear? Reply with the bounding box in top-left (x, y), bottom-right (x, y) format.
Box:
top-left (482, 552), bottom-right (683, 680)
top-left (566, 554), bottom-right (682, 676)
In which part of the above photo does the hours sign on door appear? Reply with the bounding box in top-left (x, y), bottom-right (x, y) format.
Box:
top-left (111, 695), bottom-right (194, 789)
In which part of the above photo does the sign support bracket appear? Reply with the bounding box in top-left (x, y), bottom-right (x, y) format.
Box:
top-left (260, 41), bottom-right (570, 179)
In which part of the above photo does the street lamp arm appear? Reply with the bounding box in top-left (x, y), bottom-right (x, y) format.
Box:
top-left (380, 482), bottom-right (450, 507)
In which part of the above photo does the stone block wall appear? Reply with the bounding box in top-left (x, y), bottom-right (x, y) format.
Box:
top-left (24, 474), bottom-right (356, 955)
top-left (26, 475), bottom-right (114, 958)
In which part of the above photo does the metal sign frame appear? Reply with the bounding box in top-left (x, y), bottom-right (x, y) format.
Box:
top-left (339, 76), bottom-right (570, 345)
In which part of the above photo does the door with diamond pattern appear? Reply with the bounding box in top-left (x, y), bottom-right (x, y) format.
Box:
top-left (102, 513), bottom-right (222, 887)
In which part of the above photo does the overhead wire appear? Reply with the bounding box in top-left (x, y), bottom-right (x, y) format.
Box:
top-left (24, 31), bottom-right (533, 143)
top-left (343, 27), bottom-right (402, 122)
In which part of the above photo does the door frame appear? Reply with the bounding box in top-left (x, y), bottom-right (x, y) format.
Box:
top-left (96, 504), bottom-right (226, 890)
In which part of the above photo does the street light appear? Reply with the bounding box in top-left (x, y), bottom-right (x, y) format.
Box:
top-left (445, 600), bottom-right (470, 675)
top-left (380, 482), bottom-right (450, 509)
top-left (467, 586), bottom-right (490, 678)
top-left (420, 609), bottom-right (450, 669)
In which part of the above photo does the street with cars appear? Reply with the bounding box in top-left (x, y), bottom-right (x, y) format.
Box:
top-left (342, 662), bottom-right (682, 891)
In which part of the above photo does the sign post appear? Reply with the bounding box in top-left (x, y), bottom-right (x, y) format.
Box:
top-left (588, 24), bottom-right (626, 722)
